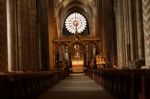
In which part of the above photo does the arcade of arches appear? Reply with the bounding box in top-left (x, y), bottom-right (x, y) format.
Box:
top-left (0, 0), bottom-right (150, 99)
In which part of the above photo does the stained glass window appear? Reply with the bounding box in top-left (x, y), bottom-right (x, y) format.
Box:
top-left (65, 12), bottom-right (87, 34)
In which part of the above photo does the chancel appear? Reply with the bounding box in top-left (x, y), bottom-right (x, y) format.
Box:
top-left (0, 0), bottom-right (150, 99)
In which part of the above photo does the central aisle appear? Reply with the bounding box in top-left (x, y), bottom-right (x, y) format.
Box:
top-left (37, 73), bottom-right (114, 99)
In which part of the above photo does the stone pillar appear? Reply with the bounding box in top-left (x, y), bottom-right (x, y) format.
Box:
top-left (128, 0), bottom-right (134, 64)
top-left (142, 0), bottom-right (150, 68)
top-left (48, 0), bottom-right (55, 70)
top-left (99, 0), bottom-right (115, 67)
top-left (123, 0), bottom-right (128, 66)
top-left (6, 0), bottom-right (13, 71)
top-left (136, 0), bottom-right (144, 59)
top-left (6, 0), bottom-right (19, 71)
top-left (7, 0), bottom-right (41, 71)
top-left (17, 0), bottom-right (23, 71)
top-left (96, 0), bottom-right (103, 55)
top-left (115, 0), bottom-right (124, 68)
top-left (17, 0), bottom-right (30, 71)
top-left (37, 0), bottom-right (50, 70)
top-left (96, 0), bottom-right (102, 37)
top-left (107, 0), bottom-right (116, 67)
top-left (125, 0), bottom-right (134, 66)
top-left (115, 0), bottom-right (134, 68)
top-left (28, 0), bottom-right (39, 71)
top-left (0, 0), bottom-right (8, 72)
top-left (6, 0), bottom-right (49, 72)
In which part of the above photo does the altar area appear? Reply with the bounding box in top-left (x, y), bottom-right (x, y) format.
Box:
top-left (72, 60), bottom-right (84, 73)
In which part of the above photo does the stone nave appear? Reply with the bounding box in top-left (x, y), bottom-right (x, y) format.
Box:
top-left (0, 0), bottom-right (150, 99)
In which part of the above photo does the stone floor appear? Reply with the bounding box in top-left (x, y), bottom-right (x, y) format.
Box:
top-left (37, 73), bottom-right (115, 99)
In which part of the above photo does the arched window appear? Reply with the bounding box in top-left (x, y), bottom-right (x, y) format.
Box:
top-left (64, 12), bottom-right (88, 35)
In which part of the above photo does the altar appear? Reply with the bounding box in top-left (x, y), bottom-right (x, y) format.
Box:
top-left (72, 60), bottom-right (84, 73)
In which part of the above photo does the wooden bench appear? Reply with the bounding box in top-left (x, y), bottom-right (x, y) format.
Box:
top-left (87, 69), bottom-right (150, 99)
top-left (0, 71), bottom-right (65, 99)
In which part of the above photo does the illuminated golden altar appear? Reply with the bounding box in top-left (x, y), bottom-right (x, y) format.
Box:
top-left (72, 60), bottom-right (84, 72)
top-left (96, 55), bottom-right (106, 69)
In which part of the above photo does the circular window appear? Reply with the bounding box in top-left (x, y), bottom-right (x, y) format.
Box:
top-left (65, 12), bottom-right (87, 34)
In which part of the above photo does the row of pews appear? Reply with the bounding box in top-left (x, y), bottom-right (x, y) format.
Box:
top-left (0, 71), bottom-right (67, 99)
top-left (87, 69), bottom-right (150, 99)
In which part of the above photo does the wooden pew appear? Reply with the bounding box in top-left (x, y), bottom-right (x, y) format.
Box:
top-left (142, 75), bottom-right (150, 99)
top-left (87, 69), bottom-right (150, 99)
top-left (0, 71), bottom-right (65, 99)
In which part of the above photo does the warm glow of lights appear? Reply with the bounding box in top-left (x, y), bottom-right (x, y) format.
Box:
top-left (72, 60), bottom-right (84, 65)
top-left (65, 12), bottom-right (87, 34)
top-left (59, 0), bottom-right (63, 3)
top-left (96, 55), bottom-right (105, 65)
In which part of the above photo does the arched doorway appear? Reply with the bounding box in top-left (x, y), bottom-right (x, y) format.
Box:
top-left (55, 43), bottom-right (70, 72)
top-left (70, 42), bottom-right (85, 73)
top-left (85, 42), bottom-right (100, 69)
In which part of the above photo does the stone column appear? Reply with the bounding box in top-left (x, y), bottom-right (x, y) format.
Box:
top-left (128, 0), bottom-right (134, 64)
top-left (48, 0), bottom-right (55, 70)
top-left (17, 0), bottom-right (29, 71)
top-left (6, 0), bottom-right (19, 71)
top-left (6, 0), bottom-right (13, 71)
top-left (107, 0), bottom-right (116, 67)
top-left (123, 0), bottom-right (128, 66)
top-left (126, 0), bottom-right (137, 68)
top-left (115, 0), bottom-right (124, 68)
top-left (28, 0), bottom-right (39, 71)
top-left (16, 0), bottom-right (41, 71)
top-left (0, 0), bottom-right (8, 72)
top-left (142, 0), bottom-right (150, 68)
top-left (96, 0), bottom-right (103, 56)
top-left (100, 0), bottom-right (115, 67)
top-left (16, 0), bottom-right (24, 71)
top-left (37, 0), bottom-right (50, 70)
top-left (136, 0), bottom-right (144, 59)
top-left (96, 0), bottom-right (102, 49)
top-left (115, 0), bottom-right (134, 68)
top-left (6, 0), bottom-right (49, 72)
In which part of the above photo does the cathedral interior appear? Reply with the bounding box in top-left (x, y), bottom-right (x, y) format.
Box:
top-left (0, 0), bottom-right (150, 99)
